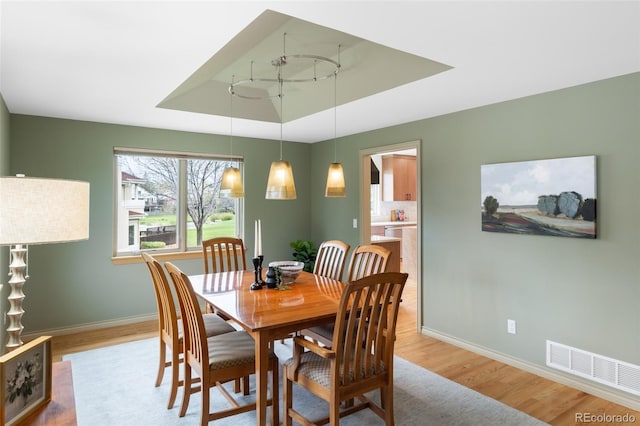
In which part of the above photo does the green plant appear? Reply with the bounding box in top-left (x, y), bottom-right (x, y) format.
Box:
top-left (290, 240), bottom-right (317, 272)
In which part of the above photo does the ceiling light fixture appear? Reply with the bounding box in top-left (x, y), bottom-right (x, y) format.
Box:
top-left (228, 33), bottom-right (341, 200)
top-left (325, 45), bottom-right (345, 198)
top-left (220, 75), bottom-right (244, 198)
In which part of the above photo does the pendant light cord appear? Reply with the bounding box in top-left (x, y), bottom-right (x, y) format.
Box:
top-left (334, 45), bottom-right (341, 163)
top-left (279, 64), bottom-right (283, 161)
top-left (230, 75), bottom-right (234, 158)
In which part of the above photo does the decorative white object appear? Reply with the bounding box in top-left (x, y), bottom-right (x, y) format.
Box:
top-left (253, 219), bottom-right (263, 258)
top-left (0, 175), bottom-right (90, 349)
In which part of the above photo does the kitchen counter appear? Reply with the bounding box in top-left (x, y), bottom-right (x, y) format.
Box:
top-left (371, 235), bottom-right (401, 243)
top-left (371, 221), bottom-right (417, 226)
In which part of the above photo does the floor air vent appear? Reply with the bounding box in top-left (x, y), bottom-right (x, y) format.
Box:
top-left (547, 340), bottom-right (640, 396)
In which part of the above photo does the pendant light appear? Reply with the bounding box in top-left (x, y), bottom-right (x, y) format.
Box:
top-left (265, 61), bottom-right (296, 200)
top-left (325, 46), bottom-right (346, 197)
top-left (220, 76), bottom-right (244, 198)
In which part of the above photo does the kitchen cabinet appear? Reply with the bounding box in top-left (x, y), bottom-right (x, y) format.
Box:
top-left (382, 154), bottom-right (417, 201)
top-left (371, 225), bottom-right (385, 237)
top-left (370, 236), bottom-right (401, 273)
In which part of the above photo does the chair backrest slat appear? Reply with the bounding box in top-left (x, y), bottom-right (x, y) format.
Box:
top-left (202, 237), bottom-right (247, 274)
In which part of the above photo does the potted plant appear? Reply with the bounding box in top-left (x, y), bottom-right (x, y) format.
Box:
top-left (290, 240), bottom-right (317, 272)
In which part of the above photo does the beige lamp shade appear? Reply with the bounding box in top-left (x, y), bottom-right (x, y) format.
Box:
top-left (265, 160), bottom-right (296, 200)
top-left (219, 167), bottom-right (244, 198)
top-left (0, 176), bottom-right (90, 245)
top-left (325, 162), bottom-right (346, 197)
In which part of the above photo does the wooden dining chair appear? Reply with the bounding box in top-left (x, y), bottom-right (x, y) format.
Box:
top-left (313, 240), bottom-right (351, 281)
top-left (273, 240), bottom-right (350, 345)
top-left (202, 237), bottom-right (246, 274)
top-left (141, 253), bottom-right (236, 409)
top-left (164, 262), bottom-right (279, 426)
top-left (301, 244), bottom-right (391, 346)
top-left (201, 237), bottom-right (247, 318)
top-left (283, 272), bottom-right (408, 426)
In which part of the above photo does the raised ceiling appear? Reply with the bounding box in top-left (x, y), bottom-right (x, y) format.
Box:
top-left (1, 2), bottom-right (638, 143)
top-left (157, 9), bottom-right (451, 124)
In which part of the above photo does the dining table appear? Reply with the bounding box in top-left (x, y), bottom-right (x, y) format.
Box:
top-left (188, 269), bottom-right (345, 426)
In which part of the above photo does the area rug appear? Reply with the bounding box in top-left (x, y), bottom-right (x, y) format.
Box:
top-left (63, 337), bottom-right (547, 425)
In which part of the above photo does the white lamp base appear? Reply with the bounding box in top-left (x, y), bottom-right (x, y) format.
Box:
top-left (6, 244), bottom-right (27, 349)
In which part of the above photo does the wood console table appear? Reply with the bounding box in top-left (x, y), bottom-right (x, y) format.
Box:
top-left (18, 361), bottom-right (77, 426)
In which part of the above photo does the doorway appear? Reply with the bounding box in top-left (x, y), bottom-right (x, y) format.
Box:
top-left (360, 140), bottom-right (421, 332)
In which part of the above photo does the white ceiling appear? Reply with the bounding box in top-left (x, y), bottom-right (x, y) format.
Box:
top-left (1, 1), bottom-right (639, 143)
top-left (157, 9), bottom-right (452, 124)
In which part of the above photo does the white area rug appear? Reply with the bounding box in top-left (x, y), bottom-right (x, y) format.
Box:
top-left (63, 337), bottom-right (547, 425)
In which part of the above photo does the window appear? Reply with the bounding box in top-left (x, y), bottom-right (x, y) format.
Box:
top-left (113, 147), bottom-right (243, 256)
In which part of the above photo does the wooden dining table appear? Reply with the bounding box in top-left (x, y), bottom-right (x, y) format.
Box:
top-left (188, 269), bottom-right (345, 426)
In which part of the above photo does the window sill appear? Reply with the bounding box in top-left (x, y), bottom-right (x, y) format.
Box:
top-left (111, 251), bottom-right (202, 265)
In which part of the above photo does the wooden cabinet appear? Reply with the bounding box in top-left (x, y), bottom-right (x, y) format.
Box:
top-left (382, 154), bottom-right (417, 201)
top-left (371, 239), bottom-right (401, 273)
top-left (371, 225), bottom-right (385, 237)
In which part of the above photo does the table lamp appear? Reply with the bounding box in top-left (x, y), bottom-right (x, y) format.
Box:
top-left (0, 175), bottom-right (90, 350)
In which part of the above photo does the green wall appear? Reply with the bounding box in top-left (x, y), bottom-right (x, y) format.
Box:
top-left (0, 93), bottom-right (10, 352)
top-left (310, 72), bottom-right (640, 394)
top-left (6, 72), bottom-right (640, 400)
top-left (8, 116), bottom-right (312, 332)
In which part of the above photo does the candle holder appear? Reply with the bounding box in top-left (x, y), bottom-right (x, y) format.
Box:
top-left (250, 255), bottom-right (264, 290)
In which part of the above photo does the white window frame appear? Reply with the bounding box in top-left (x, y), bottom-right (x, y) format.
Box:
top-left (112, 147), bottom-right (244, 257)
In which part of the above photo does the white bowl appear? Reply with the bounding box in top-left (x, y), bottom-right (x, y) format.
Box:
top-left (269, 261), bottom-right (304, 284)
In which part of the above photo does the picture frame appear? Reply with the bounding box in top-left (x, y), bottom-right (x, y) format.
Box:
top-left (0, 336), bottom-right (52, 426)
top-left (481, 155), bottom-right (597, 238)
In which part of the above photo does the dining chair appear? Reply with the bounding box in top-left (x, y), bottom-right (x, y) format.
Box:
top-left (273, 239), bottom-right (350, 345)
top-left (301, 244), bottom-right (391, 346)
top-left (141, 253), bottom-right (237, 409)
top-left (201, 237), bottom-right (247, 317)
top-left (283, 272), bottom-right (408, 426)
top-left (313, 240), bottom-right (351, 281)
top-left (202, 237), bottom-right (247, 274)
top-left (164, 262), bottom-right (279, 426)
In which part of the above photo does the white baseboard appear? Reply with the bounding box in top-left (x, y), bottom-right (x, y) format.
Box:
top-left (22, 314), bottom-right (157, 340)
top-left (422, 327), bottom-right (640, 412)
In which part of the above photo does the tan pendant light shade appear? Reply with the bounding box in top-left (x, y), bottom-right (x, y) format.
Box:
top-left (325, 162), bottom-right (346, 197)
top-left (220, 166), bottom-right (244, 197)
top-left (265, 160), bottom-right (296, 199)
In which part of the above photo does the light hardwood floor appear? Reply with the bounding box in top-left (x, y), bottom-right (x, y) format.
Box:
top-left (51, 278), bottom-right (638, 425)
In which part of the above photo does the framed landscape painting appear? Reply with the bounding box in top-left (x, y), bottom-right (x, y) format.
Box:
top-left (481, 155), bottom-right (596, 238)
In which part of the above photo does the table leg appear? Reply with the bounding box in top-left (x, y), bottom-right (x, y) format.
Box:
top-left (255, 332), bottom-right (270, 426)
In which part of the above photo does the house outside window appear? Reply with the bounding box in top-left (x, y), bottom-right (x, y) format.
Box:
top-left (113, 147), bottom-right (243, 256)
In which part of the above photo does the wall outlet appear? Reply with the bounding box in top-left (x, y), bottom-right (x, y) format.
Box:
top-left (507, 319), bottom-right (517, 334)
top-left (352, 218), bottom-right (358, 229)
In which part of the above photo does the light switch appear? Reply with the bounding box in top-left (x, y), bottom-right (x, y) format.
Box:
top-left (352, 218), bottom-right (358, 228)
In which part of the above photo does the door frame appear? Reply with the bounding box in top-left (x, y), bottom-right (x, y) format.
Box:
top-left (359, 139), bottom-right (422, 332)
